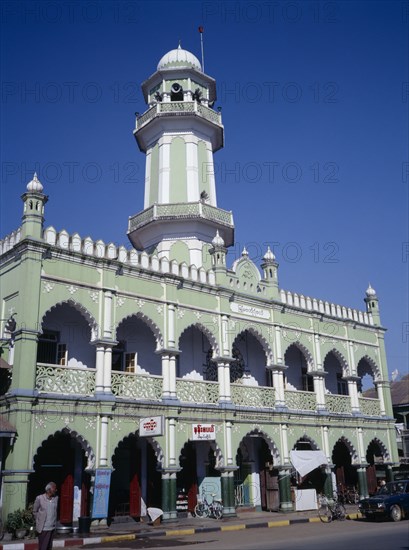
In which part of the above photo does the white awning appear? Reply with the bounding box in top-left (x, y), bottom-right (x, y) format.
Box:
top-left (290, 450), bottom-right (328, 477)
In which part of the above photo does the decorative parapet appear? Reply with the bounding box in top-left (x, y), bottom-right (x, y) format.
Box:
top-left (280, 289), bottom-right (373, 326)
top-left (176, 378), bottom-right (219, 404)
top-left (359, 396), bottom-right (382, 416)
top-left (35, 363), bottom-right (96, 396)
top-left (41, 226), bottom-right (216, 286)
top-left (111, 371), bottom-right (162, 401)
top-left (284, 389), bottom-right (317, 411)
top-left (325, 394), bottom-right (352, 414)
top-left (231, 384), bottom-right (276, 409)
top-left (135, 101), bottom-right (222, 131)
top-left (128, 202), bottom-right (234, 233)
top-left (0, 227), bottom-right (22, 255)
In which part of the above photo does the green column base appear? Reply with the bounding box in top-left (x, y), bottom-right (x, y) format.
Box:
top-left (221, 471), bottom-right (237, 517)
top-left (357, 467), bottom-right (369, 499)
top-left (161, 472), bottom-right (177, 521)
top-left (323, 469), bottom-right (333, 499)
top-left (278, 468), bottom-right (293, 512)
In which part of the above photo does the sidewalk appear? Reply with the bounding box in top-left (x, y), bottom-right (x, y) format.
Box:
top-left (0, 505), bottom-right (362, 550)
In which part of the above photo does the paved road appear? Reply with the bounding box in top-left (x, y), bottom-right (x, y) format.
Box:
top-left (73, 519), bottom-right (409, 550)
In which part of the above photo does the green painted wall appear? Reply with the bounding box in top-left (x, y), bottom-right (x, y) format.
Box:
top-left (169, 137), bottom-right (187, 203)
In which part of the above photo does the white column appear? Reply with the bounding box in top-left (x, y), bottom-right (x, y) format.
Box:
top-left (313, 334), bottom-right (322, 369)
top-left (347, 378), bottom-right (360, 413)
top-left (168, 305), bottom-right (175, 348)
top-left (186, 139), bottom-right (199, 201)
top-left (144, 147), bottom-right (152, 208)
top-left (168, 418), bottom-right (177, 467)
top-left (221, 316), bottom-right (229, 356)
top-left (223, 363), bottom-right (231, 401)
top-left (313, 375), bottom-right (326, 410)
top-left (161, 353), bottom-right (170, 398)
top-left (275, 326), bottom-right (283, 365)
top-left (348, 341), bottom-right (356, 374)
top-left (103, 346), bottom-right (112, 393)
top-left (321, 426), bottom-right (330, 461)
top-left (103, 291), bottom-right (113, 339)
top-left (218, 362), bottom-right (225, 401)
top-left (169, 354), bottom-right (177, 399)
top-left (158, 139), bottom-right (171, 203)
top-left (357, 427), bottom-right (366, 463)
top-left (206, 145), bottom-right (217, 206)
top-left (271, 367), bottom-right (286, 407)
top-left (375, 381), bottom-right (387, 416)
top-left (99, 416), bottom-right (109, 467)
top-left (95, 345), bottom-right (105, 393)
top-left (280, 424), bottom-right (289, 464)
top-left (225, 421), bottom-right (233, 466)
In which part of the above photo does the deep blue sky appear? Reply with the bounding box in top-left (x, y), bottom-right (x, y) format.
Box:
top-left (1, 0), bottom-right (408, 381)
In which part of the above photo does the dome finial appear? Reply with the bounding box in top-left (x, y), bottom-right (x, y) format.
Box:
top-left (263, 246), bottom-right (276, 263)
top-left (212, 230), bottom-right (225, 248)
top-left (26, 172), bottom-right (44, 193)
top-left (366, 283), bottom-right (377, 298)
top-left (241, 246), bottom-right (248, 257)
top-left (178, 40), bottom-right (182, 49)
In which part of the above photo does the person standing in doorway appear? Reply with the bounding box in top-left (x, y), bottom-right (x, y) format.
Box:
top-left (33, 482), bottom-right (58, 550)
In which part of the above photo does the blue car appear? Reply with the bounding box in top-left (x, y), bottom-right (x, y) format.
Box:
top-left (358, 480), bottom-right (409, 522)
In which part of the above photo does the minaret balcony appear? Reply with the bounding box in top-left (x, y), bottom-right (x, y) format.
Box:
top-left (128, 201), bottom-right (234, 250)
top-left (134, 101), bottom-right (224, 152)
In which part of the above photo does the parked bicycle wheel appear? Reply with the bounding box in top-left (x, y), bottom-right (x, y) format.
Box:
top-left (335, 502), bottom-right (346, 521)
top-left (212, 502), bottom-right (223, 520)
top-left (318, 503), bottom-right (332, 523)
top-left (194, 502), bottom-right (209, 518)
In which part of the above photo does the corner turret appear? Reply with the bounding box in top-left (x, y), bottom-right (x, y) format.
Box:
top-left (21, 173), bottom-right (48, 239)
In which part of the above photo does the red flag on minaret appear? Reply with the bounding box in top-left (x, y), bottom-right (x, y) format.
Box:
top-left (198, 26), bottom-right (204, 33)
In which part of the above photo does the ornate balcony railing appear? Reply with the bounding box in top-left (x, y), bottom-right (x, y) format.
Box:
top-left (325, 394), bottom-right (352, 414)
top-left (284, 390), bottom-right (317, 411)
top-left (111, 371), bottom-right (162, 401)
top-left (128, 202), bottom-right (234, 233)
top-left (359, 396), bottom-right (382, 416)
top-left (231, 384), bottom-right (276, 409)
top-left (35, 363), bottom-right (96, 396)
top-left (176, 378), bottom-right (219, 404)
top-left (135, 101), bottom-right (222, 131)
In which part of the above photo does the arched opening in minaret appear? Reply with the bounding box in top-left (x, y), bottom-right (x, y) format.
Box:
top-left (284, 344), bottom-right (313, 391)
top-left (323, 352), bottom-right (348, 395)
top-left (170, 82), bottom-right (183, 101)
top-left (231, 331), bottom-right (267, 386)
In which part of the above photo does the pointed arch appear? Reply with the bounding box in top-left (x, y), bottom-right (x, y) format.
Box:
top-left (283, 341), bottom-right (314, 370)
top-left (32, 427), bottom-right (96, 470)
top-left (234, 326), bottom-right (274, 366)
top-left (293, 434), bottom-right (321, 451)
top-left (178, 438), bottom-right (224, 469)
top-left (115, 311), bottom-right (164, 350)
top-left (237, 428), bottom-right (281, 465)
top-left (178, 322), bottom-right (220, 357)
top-left (323, 348), bottom-right (350, 377)
top-left (111, 430), bottom-right (165, 469)
top-left (357, 355), bottom-right (381, 381)
top-left (366, 437), bottom-right (390, 463)
top-left (332, 436), bottom-right (359, 463)
top-left (41, 299), bottom-right (98, 341)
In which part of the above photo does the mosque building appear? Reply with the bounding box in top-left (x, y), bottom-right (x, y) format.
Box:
top-left (0, 45), bottom-right (398, 523)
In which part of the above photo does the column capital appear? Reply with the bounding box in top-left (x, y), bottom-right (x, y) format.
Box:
top-left (161, 466), bottom-right (182, 475)
top-left (156, 348), bottom-right (181, 356)
top-left (344, 375), bottom-right (360, 382)
top-left (212, 355), bottom-right (233, 365)
top-left (266, 363), bottom-right (288, 372)
top-left (309, 369), bottom-right (327, 377)
top-left (92, 339), bottom-right (118, 347)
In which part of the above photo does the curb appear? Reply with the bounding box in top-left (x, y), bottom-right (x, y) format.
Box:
top-left (0, 513), bottom-right (363, 549)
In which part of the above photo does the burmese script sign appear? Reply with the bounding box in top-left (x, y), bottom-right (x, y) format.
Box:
top-left (192, 424), bottom-right (216, 441)
top-left (230, 302), bottom-right (270, 320)
top-left (91, 468), bottom-right (111, 519)
top-left (139, 416), bottom-right (164, 437)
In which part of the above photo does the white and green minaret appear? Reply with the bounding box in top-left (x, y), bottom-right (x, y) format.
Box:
top-left (127, 45), bottom-right (234, 267)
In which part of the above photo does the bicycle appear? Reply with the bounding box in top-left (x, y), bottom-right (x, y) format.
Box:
top-left (318, 493), bottom-right (346, 523)
top-left (194, 490), bottom-right (223, 519)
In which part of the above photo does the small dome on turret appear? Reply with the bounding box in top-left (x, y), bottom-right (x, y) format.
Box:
top-left (263, 246), bottom-right (276, 263)
top-left (157, 44), bottom-right (201, 71)
top-left (26, 172), bottom-right (43, 193)
top-left (212, 230), bottom-right (225, 248)
top-left (366, 283), bottom-right (377, 298)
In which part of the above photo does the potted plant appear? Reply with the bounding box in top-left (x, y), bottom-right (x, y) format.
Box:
top-left (6, 506), bottom-right (34, 539)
